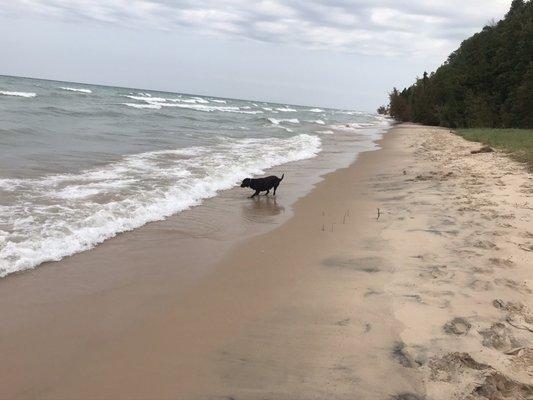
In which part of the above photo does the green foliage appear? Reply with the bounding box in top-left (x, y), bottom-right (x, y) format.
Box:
top-left (388, 88), bottom-right (411, 121)
top-left (376, 105), bottom-right (388, 115)
top-left (457, 128), bottom-right (533, 169)
top-left (388, 1), bottom-right (533, 129)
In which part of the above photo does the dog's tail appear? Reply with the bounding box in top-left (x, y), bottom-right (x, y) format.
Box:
top-left (279, 173), bottom-right (284, 182)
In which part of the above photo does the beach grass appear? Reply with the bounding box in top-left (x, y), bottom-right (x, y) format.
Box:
top-left (456, 128), bottom-right (533, 170)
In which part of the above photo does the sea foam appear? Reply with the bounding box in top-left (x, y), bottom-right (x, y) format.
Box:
top-left (0, 134), bottom-right (321, 276)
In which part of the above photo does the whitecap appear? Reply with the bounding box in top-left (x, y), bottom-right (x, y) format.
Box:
top-left (59, 87), bottom-right (92, 94)
top-left (268, 118), bottom-right (300, 125)
top-left (123, 103), bottom-right (162, 109)
top-left (192, 97), bottom-right (209, 104)
top-left (0, 91), bottom-right (36, 98)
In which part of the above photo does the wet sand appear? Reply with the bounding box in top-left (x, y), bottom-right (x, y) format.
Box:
top-left (1, 124), bottom-right (531, 399)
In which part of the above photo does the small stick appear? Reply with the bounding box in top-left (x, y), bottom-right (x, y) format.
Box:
top-left (321, 224), bottom-right (325, 232)
top-left (377, 208), bottom-right (381, 220)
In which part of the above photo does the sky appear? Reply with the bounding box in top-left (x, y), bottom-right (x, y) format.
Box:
top-left (0, 0), bottom-right (512, 110)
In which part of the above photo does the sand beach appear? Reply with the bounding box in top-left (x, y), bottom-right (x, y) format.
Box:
top-left (1, 124), bottom-right (531, 399)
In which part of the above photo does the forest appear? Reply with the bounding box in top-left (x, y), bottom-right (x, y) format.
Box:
top-left (383, 0), bottom-right (532, 129)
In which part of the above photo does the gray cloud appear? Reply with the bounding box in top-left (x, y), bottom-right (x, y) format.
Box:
top-left (2, 0), bottom-right (510, 56)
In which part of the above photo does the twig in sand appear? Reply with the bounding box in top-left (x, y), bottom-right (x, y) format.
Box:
top-left (321, 224), bottom-right (325, 232)
top-left (377, 208), bottom-right (382, 220)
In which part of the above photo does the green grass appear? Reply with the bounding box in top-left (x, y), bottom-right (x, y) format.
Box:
top-left (456, 128), bottom-right (533, 171)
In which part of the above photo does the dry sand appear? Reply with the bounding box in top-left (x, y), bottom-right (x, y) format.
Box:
top-left (0, 124), bottom-right (531, 399)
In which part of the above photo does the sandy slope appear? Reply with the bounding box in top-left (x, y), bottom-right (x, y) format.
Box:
top-left (383, 124), bottom-right (533, 399)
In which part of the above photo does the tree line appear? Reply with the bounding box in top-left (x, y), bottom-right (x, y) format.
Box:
top-left (381, 0), bottom-right (532, 129)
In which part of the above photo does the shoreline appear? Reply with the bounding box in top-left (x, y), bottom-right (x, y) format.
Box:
top-left (1, 120), bottom-right (386, 279)
top-left (1, 124), bottom-right (531, 399)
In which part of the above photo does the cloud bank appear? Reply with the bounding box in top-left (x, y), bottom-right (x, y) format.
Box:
top-left (2, 0), bottom-right (511, 57)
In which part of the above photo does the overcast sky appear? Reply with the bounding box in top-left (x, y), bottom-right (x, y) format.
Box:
top-left (0, 0), bottom-right (511, 110)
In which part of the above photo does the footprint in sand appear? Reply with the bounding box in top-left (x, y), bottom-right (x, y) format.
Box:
top-left (419, 265), bottom-right (454, 280)
top-left (493, 299), bottom-right (533, 332)
top-left (443, 317), bottom-right (471, 335)
top-left (493, 279), bottom-right (532, 295)
top-left (471, 265), bottom-right (494, 274)
top-left (471, 239), bottom-right (499, 250)
top-left (391, 341), bottom-right (425, 368)
top-left (470, 372), bottom-right (533, 400)
top-left (429, 352), bottom-right (533, 400)
top-left (428, 352), bottom-right (490, 383)
top-left (505, 348), bottom-right (533, 379)
top-left (489, 257), bottom-right (515, 267)
top-left (478, 322), bottom-right (522, 351)
top-left (469, 279), bottom-right (494, 291)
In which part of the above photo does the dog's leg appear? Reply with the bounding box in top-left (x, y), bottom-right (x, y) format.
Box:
top-left (265, 189), bottom-right (270, 195)
top-left (273, 184), bottom-right (278, 195)
top-left (250, 190), bottom-right (260, 198)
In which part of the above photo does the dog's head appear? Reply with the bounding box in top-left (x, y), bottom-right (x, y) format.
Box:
top-left (240, 178), bottom-right (251, 188)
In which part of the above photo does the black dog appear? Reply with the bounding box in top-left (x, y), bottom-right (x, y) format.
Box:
top-left (240, 174), bottom-right (284, 198)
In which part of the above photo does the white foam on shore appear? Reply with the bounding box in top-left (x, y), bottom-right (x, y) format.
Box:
top-left (59, 87), bottom-right (92, 94)
top-left (314, 120), bottom-right (325, 125)
top-left (0, 91), bottom-right (36, 98)
top-left (0, 134), bottom-right (321, 277)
